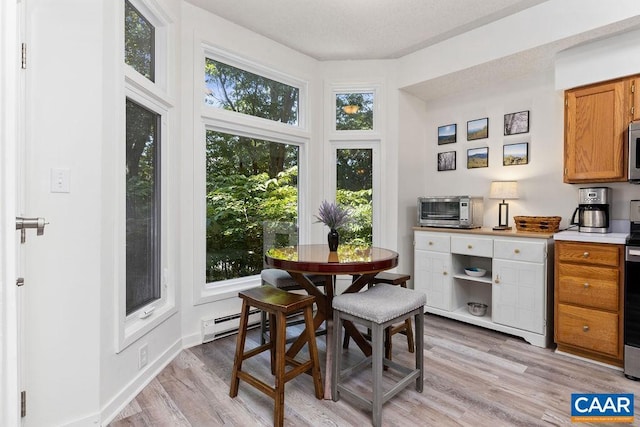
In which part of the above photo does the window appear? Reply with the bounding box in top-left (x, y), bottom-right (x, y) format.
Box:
top-left (124, 0), bottom-right (155, 81)
top-left (125, 98), bottom-right (161, 314)
top-left (205, 130), bottom-right (299, 282)
top-left (336, 148), bottom-right (373, 246)
top-left (335, 92), bottom-right (374, 131)
top-left (119, 0), bottom-right (173, 350)
top-left (204, 57), bottom-right (300, 126)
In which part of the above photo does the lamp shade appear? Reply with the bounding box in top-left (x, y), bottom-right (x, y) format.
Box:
top-left (489, 181), bottom-right (519, 200)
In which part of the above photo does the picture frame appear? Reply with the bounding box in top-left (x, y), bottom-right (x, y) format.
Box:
top-left (437, 151), bottom-right (456, 171)
top-left (467, 147), bottom-right (488, 169)
top-left (467, 117), bottom-right (488, 140)
top-left (437, 123), bottom-right (457, 145)
top-left (504, 110), bottom-right (530, 135)
top-left (503, 142), bottom-right (529, 166)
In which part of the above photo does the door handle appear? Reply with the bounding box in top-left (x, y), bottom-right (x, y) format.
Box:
top-left (16, 217), bottom-right (48, 243)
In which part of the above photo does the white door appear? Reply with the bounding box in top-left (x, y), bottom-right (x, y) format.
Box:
top-left (1, 0), bottom-right (21, 425)
top-left (414, 250), bottom-right (452, 311)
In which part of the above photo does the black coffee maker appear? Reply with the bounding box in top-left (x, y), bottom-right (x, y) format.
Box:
top-left (570, 187), bottom-right (611, 233)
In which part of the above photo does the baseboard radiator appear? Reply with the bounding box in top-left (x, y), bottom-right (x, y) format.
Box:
top-left (201, 309), bottom-right (261, 343)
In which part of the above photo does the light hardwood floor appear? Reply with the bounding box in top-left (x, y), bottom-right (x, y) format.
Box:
top-left (109, 314), bottom-right (640, 426)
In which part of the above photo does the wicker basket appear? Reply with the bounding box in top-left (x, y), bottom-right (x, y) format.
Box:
top-left (513, 216), bottom-right (561, 233)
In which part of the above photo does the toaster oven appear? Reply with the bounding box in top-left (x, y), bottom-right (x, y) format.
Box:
top-left (417, 196), bottom-right (483, 228)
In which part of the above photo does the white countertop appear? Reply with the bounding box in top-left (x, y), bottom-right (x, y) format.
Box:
top-left (553, 230), bottom-right (628, 245)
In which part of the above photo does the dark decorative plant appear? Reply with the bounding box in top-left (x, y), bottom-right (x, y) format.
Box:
top-left (314, 200), bottom-right (351, 230)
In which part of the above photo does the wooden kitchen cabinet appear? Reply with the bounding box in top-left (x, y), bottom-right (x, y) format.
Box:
top-left (564, 75), bottom-right (638, 183)
top-left (554, 240), bottom-right (624, 366)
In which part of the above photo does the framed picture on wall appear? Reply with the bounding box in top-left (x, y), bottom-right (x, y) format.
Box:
top-left (504, 110), bottom-right (530, 135)
top-left (467, 147), bottom-right (488, 169)
top-left (467, 117), bottom-right (488, 140)
top-left (503, 142), bottom-right (529, 165)
top-left (437, 123), bottom-right (457, 145)
top-left (438, 151), bottom-right (456, 171)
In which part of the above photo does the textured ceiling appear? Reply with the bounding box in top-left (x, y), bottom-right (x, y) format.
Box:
top-left (185, 0), bottom-right (549, 60)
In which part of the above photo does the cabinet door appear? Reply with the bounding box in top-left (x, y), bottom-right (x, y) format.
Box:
top-left (632, 77), bottom-right (640, 122)
top-left (414, 249), bottom-right (452, 311)
top-left (565, 79), bottom-right (627, 183)
top-left (492, 259), bottom-right (544, 333)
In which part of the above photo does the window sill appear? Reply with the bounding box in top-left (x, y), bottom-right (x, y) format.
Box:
top-left (117, 301), bottom-right (178, 352)
top-left (194, 275), bottom-right (261, 305)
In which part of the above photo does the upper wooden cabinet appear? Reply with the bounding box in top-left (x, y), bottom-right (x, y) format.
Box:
top-left (564, 75), bottom-right (638, 183)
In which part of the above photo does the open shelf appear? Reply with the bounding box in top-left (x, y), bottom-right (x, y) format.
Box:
top-left (452, 273), bottom-right (492, 284)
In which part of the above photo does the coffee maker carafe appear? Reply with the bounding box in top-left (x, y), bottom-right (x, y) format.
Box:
top-left (571, 187), bottom-right (611, 233)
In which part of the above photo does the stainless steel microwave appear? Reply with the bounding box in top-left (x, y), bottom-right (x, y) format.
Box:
top-left (630, 121), bottom-right (640, 183)
top-left (417, 196), bottom-right (483, 228)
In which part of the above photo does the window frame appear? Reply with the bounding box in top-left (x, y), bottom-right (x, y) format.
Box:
top-left (193, 45), bottom-right (312, 304)
top-left (332, 86), bottom-right (379, 134)
top-left (117, 0), bottom-right (175, 352)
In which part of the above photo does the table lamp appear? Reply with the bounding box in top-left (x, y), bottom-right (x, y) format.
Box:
top-left (489, 181), bottom-right (519, 230)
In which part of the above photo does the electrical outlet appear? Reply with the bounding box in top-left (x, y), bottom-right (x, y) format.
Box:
top-left (138, 344), bottom-right (148, 369)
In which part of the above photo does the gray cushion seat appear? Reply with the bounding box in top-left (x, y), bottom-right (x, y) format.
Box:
top-left (261, 269), bottom-right (326, 289)
top-left (332, 283), bottom-right (426, 323)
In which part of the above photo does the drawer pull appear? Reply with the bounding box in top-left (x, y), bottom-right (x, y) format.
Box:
top-left (514, 249), bottom-right (520, 254)
top-left (583, 252), bottom-right (590, 258)
top-left (468, 244), bottom-right (473, 249)
top-left (583, 325), bottom-right (590, 332)
top-left (584, 282), bottom-right (590, 289)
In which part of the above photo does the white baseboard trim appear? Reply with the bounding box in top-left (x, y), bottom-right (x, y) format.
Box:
top-left (61, 414), bottom-right (101, 427)
top-left (100, 338), bottom-right (183, 426)
top-left (182, 331), bottom-right (203, 349)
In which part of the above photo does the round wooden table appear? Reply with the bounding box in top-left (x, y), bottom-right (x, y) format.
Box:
top-left (265, 244), bottom-right (398, 398)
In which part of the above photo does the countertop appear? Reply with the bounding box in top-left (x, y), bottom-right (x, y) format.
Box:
top-left (413, 226), bottom-right (554, 239)
top-left (553, 230), bottom-right (628, 245)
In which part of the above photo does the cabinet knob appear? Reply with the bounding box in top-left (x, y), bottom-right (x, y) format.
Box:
top-left (494, 277), bottom-right (500, 284)
top-left (468, 244), bottom-right (473, 249)
top-left (443, 271), bottom-right (448, 276)
top-left (584, 282), bottom-right (590, 289)
top-left (583, 325), bottom-right (590, 332)
top-left (583, 252), bottom-right (590, 258)
top-left (428, 241), bottom-right (433, 246)
top-left (514, 249), bottom-right (520, 254)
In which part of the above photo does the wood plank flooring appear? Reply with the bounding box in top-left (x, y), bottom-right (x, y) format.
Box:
top-left (109, 314), bottom-right (640, 426)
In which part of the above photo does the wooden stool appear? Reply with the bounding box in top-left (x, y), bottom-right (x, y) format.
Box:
top-left (230, 286), bottom-right (323, 427)
top-left (343, 272), bottom-right (415, 360)
top-left (332, 284), bottom-right (425, 427)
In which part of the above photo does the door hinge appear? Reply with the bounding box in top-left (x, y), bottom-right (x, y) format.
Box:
top-left (21, 43), bottom-right (26, 69)
top-left (16, 277), bottom-right (24, 287)
top-left (20, 390), bottom-right (26, 417)
top-left (632, 83), bottom-right (636, 94)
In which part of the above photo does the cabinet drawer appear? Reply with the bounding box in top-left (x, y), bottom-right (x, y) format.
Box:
top-left (556, 303), bottom-right (619, 357)
top-left (494, 239), bottom-right (545, 263)
top-left (414, 232), bottom-right (450, 253)
top-left (557, 241), bottom-right (620, 267)
top-left (451, 235), bottom-right (492, 257)
top-left (557, 263), bottom-right (619, 310)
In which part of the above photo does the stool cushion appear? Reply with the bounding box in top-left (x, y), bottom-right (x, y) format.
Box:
top-left (332, 284), bottom-right (426, 324)
top-left (261, 269), bottom-right (325, 289)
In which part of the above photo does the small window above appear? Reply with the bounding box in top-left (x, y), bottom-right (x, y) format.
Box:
top-left (125, 0), bottom-right (155, 82)
top-left (335, 92), bottom-right (374, 131)
top-left (204, 58), bottom-right (300, 126)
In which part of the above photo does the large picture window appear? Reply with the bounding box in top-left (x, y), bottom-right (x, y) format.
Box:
top-left (204, 57), bottom-right (300, 126)
top-left (125, 99), bottom-right (161, 314)
top-left (206, 130), bottom-right (299, 283)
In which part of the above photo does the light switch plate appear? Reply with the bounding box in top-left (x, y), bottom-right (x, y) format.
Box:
top-left (51, 168), bottom-right (70, 193)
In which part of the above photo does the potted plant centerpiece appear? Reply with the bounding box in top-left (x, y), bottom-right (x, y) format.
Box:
top-left (315, 200), bottom-right (351, 252)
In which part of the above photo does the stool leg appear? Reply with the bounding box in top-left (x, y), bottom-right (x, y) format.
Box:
top-left (371, 321), bottom-right (384, 427)
top-left (260, 310), bottom-right (268, 345)
top-left (274, 311), bottom-right (287, 427)
top-left (230, 301), bottom-right (250, 398)
top-left (405, 318), bottom-right (415, 353)
top-left (332, 310), bottom-right (342, 402)
top-left (303, 305), bottom-right (324, 399)
top-left (384, 327), bottom-right (392, 363)
top-left (415, 310), bottom-right (424, 393)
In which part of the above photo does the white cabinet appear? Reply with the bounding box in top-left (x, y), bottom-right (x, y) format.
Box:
top-left (414, 229), bottom-right (553, 347)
